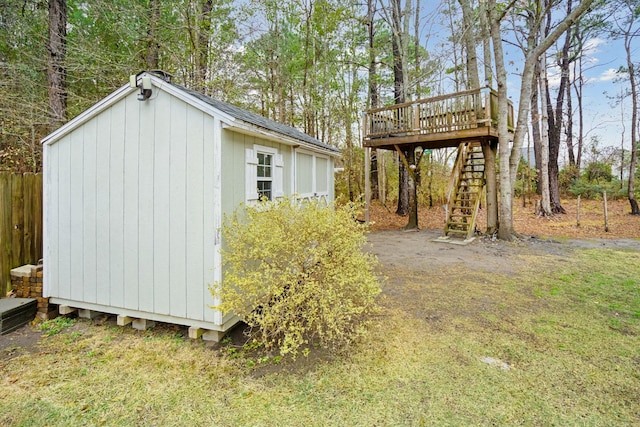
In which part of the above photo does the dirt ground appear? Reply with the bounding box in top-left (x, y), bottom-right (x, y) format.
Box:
top-left (2, 197), bottom-right (639, 361)
top-left (366, 197), bottom-right (640, 274)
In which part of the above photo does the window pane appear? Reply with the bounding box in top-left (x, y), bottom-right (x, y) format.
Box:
top-left (258, 180), bottom-right (272, 200)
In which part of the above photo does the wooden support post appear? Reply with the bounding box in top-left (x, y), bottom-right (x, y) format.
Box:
top-left (365, 146), bottom-right (371, 224)
top-left (603, 191), bottom-right (609, 232)
top-left (576, 195), bottom-right (581, 227)
top-left (188, 326), bottom-right (204, 340)
top-left (58, 306), bottom-right (77, 315)
top-left (116, 315), bottom-right (133, 326)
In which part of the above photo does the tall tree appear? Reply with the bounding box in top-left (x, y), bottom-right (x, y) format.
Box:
top-left (610, 0), bottom-right (640, 214)
top-left (145, 0), bottom-right (160, 69)
top-left (47, 0), bottom-right (67, 131)
top-left (544, 0), bottom-right (571, 214)
top-left (458, 0), bottom-right (498, 233)
top-left (385, 0), bottom-right (412, 218)
top-left (487, 0), bottom-right (598, 239)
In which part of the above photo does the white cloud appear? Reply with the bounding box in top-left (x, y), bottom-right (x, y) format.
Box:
top-left (596, 68), bottom-right (620, 82)
top-left (583, 37), bottom-right (607, 56)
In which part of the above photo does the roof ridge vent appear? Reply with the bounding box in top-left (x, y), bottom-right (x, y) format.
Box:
top-left (149, 70), bottom-right (173, 83)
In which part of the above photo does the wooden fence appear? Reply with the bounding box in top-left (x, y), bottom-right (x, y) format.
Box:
top-left (0, 173), bottom-right (43, 296)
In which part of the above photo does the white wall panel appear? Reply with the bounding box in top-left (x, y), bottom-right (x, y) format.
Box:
top-left (95, 109), bottom-right (111, 306)
top-left (169, 97), bottom-right (187, 318)
top-left (57, 137), bottom-right (71, 300)
top-left (82, 118), bottom-right (97, 304)
top-left (186, 110), bottom-right (205, 321)
top-left (69, 126), bottom-right (84, 301)
top-left (153, 92), bottom-right (171, 315)
top-left (123, 94), bottom-right (140, 310)
top-left (138, 99), bottom-right (155, 313)
top-left (109, 101), bottom-right (126, 308)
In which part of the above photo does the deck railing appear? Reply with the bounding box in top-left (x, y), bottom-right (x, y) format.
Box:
top-left (362, 87), bottom-right (514, 140)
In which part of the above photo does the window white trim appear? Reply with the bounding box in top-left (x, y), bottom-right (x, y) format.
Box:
top-left (246, 144), bottom-right (283, 202)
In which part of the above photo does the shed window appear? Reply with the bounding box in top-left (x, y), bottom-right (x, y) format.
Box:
top-left (257, 152), bottom-right (273, 200)
top-left (246, 145), bottom-right (283, 202)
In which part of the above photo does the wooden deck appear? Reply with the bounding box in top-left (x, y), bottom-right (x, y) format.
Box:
top-left (362, 87), bottom-right (514, 150)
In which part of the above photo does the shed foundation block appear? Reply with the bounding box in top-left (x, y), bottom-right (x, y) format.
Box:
top-left (188, 327), bottom-right (204, 339)
top-left (202, 330), bottom-right (225, 342)
top-left (132, 319), bottom-right (156, 331)
top-left (58, 306), bottom-right (77, 315)
top-left (78, 309), bottom-right (102, 320)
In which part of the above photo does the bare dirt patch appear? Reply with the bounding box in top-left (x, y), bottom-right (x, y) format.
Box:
top-left (367, 197), bottom-right (640, 240)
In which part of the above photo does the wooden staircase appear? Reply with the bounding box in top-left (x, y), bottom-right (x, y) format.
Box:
top-left (443, 142), bottom-right (485, 241)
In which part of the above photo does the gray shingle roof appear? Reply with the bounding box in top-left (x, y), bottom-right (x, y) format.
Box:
top-left (174, 83), bottom-right (340, 154)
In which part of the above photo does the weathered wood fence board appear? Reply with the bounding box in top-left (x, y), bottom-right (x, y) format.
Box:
top-left (0, 173), bottom-right (42, 296)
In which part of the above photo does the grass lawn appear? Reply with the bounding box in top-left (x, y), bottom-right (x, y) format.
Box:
top-left (1, 247), bottom-right (639, 426)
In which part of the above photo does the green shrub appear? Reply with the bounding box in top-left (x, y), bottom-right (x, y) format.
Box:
top-left (211, 198), bottom-right (381, 358)
top-left (569, 179), bottom-right (627, 200)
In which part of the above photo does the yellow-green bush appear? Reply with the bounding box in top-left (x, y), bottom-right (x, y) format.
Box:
top-left (212, 198), bottom-right (381, 357)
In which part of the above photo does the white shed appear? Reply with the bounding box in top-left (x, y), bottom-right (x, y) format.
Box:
top-left (42, 71), bottom-right (340, 340)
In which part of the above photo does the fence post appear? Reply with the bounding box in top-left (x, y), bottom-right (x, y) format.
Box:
top-left (0, 173), bottom-right (11, 296)
top-left (603, 191), bottom-right (609, 232)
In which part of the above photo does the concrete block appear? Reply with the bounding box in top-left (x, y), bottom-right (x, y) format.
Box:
top-left (202, 330), bottom-right (225, 342)
top-left (188, 327), bottom-right (204, 339)
top-left (58, 306), bottom-right (77, 315)
top-left (132, 318), bottom-right (156, 331)
top-left (116, 315), bottom-right (133, 326)
top-left (78, 309), bottom-right (102, 320)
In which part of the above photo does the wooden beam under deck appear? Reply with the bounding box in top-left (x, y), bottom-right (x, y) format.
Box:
top-left (364, 126), bottom-right (499, 151)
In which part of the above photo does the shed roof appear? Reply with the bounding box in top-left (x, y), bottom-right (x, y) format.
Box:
top-left (174, 83), bottom-right (339, 154)
top-left (42, 71), bottom-right (340, 156)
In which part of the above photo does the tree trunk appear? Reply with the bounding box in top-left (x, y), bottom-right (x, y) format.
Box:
top-left (565, 69), bottom-right (575, 166)
top-left (482, 140), bottom-right (498, 234)
top-left (198, 0), bottom-right (214, 94)
top-left (573, 43), bottom-right (585, 170)
top-left (390, 0), bottom-right (411, 218)
top-left (488, 0), bottom-right (515, 240)
top-left (459, 0), bottom-right (480, 91)
top-left (539, 55), bottom-right (552, 216)
top-left (367, 0), bottom-right (379, 200)
top-left (47, 0), bottom-right (67, 131)
top-left (145, 0), bottom-right (160, 70)
top-left (544, 1), bottom-right (570, 214)
top-left (530, 65), bottom-right (542, 195)
top-left (625, 26), bottom-right (640, 214)
top-left (405, 149), bottom-right (418, 230)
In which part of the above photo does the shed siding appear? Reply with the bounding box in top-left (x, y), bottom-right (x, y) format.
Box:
top-left (153, 92), bottom-right (171, 315)
top-left (110, 100), bottom-right (126, 308)
top-left (45, 89), bottom-right (219, 327)
top-left (220, 129), bottom-right (293, 217)
top-left (82, 117), bottom-right (97, 304)
top-left (95, 109), bottom-right (111, 306)
top-left (123, 94), bottom-right (140, 310)
top-left (137, 98), bottom-right (155, 313)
